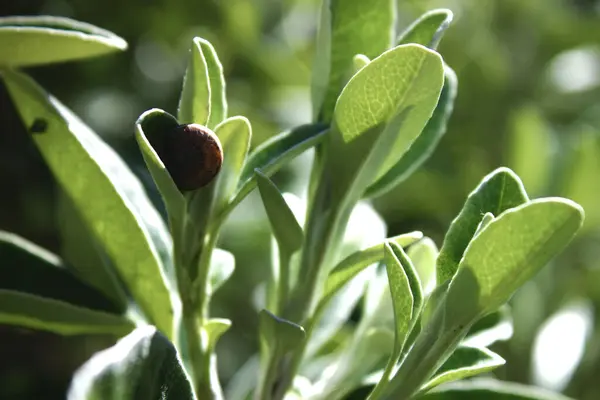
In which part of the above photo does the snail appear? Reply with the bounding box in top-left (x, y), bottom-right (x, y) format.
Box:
top-left (155, 123), bottom-right (223, 191)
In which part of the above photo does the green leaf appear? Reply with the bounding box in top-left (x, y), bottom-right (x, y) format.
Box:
top-left (463, 305), bottom-right (513, 347)
top-left (419, 378), bottom-right (574, 400)
top-left (0, 16), bottom-right (126, 67)
top-left (2, 69), bottom-right (175, 337)
top-left (407, 237), bottom-right (438, 295)
top-left (419, 346), bottom-right (505, 394)
top-left (259, 309), bottom-right (306, 350)
top-left (178, 37), bottom-right (211, 125)
top-left (256, 171), bottom-right (304, 255)
top-left (311, 0), bottom-right (395, 122)
top-left (367, 243), bottom-right (413, 399)
top-left (334, 45), bottom-right (443, 166)
top-left (353, 54), bottom-right (371, 72)
top-left (396, 9), bottom-right (453, 49)
top-left (387, 242), bottom-right (423, 319)
top-left (135, 109), bottom-right (186, 219)
top-left (0, 290), bottom-right (134, 336)
top-left (212, 116), bottom-right (252, 213)
top-left (0, 231), bottom-right (121, 314)
top-left (365, 66), bottom-right (457, 198)
top-left (314, 328), bottom-right (394, 400)
top-left (208, 248), bottom-right (235, 296)
top-left (57, 192), bottom-right (128, 310)
top-left (451, 198), bottom-right (584, 316)
top-left (320, 232), bottom-right (423, 309)
top-left (228, 123), bottom-right (328, 214)
top-left (203, 318), bottom-right (232, 353)
top-left (198, 38), bottom-right (228, 128)
top-left (67, 325), bottom-right (195, 400)
top-left (437, 167), bottom-right (529, 286)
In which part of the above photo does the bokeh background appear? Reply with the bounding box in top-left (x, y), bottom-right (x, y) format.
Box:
top-left (1, 0), bottom-right (600, 399)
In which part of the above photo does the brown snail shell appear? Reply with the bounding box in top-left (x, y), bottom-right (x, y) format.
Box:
top-left (159, 123), bottom-right (223, 191)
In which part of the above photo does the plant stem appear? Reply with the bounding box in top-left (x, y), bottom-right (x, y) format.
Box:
top-left (381, 308), bottom-right (470, 399)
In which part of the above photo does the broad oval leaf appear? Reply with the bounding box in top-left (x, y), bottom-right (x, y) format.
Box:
top-left (0, 289), bottom-right (134, 336)
top-left (365, 66), bottom-right (457, 198)
top-left (67, 325), bottom-right (194, 400)
top-left (2, 69), bottom-right (175, 337)
top-left (419, 346), bottom-right (505, 394)
top-left (311, 0), bottom-right (395, 122)
top-left (437, 167), bottom-right (529, 286)
top-left (419, 378), bottom-right (574, 400)
top-left (333, 45), bottom-right (444, 180)
top-left (0, 16), bottom-right (126, 67)
top-left (178, 37), bottom-right (211, 125)
top-left (396, 9), bottom-right (453, 49)
top-left (455, 198), bottom-right (584, 316)
top-left (256, 171), bottom-right (304, 255)
top-left (0, 231), bottom-right (121, 314)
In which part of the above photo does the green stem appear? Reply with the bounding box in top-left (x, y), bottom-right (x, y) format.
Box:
top-left (195, 230), bottom-right (220, 319)
top-left (381, 309), bottom-right (470, 399)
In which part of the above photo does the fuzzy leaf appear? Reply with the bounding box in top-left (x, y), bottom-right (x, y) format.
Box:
top-left (2, 69), bottom-right (175, 337)
top-left (437, 167), bottom-right (529, 286)
top-left (67, 326), bottom-right (194, 400)
top-left (0, 290), bottom-right (133, 336)
top-left (0, 16), bottom-right (126, 67)
top-left (396, 9), bottom-right (453, 49)
top-left (312, 0), bottom-right (395, 122)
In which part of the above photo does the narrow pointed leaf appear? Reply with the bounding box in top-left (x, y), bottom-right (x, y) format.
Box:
top-left (419, 378), bottom-right (574, 400)
top-left (396, 9), bottom-right (453, 49)
top-left (0, 290), bottom-right (134, 336)
top-left (454, 198), bottom-right (584, 315)
top-left (419, 346), bottom-right (505, 394)
top-left (228, 123), bottom-right (328, 213)
top-left (213, 116), bottom-right (252, 212)
top-left (67, 326), bottom-right (194, 400)
top-left (197, 38), bottom-right (227, 128)
top-left (437, 167), bottom-right (529, 286)
top-left (256, 171), bottom-right (304, 254)
top-left (320, 232), bottom-right (422, 307)
top-left (388, 241), bottom-right (423, 318)
top-left (312, 0), bottom-right (395, 122)
top-left (0, 16), bottom-right (127, 67)
top-left (178, 37), bottom-right (211, 125)
top-left (367, 243), bottom-right (412, 397)
top-left (365, 66), bottom-right (457, 198)
top-left (2, 69), bottom-right (174, 337)
top-left (0, 231), bottom-right (121, 313)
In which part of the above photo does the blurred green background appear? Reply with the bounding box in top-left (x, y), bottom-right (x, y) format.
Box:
top-left (1, 0), bottom-right (600, 399)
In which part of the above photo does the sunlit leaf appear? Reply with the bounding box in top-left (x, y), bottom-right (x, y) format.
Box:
top-left (0, 16), bottom-right (126, 67)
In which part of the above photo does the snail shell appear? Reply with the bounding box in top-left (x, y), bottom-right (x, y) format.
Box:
top-left (160, 123), bottom-right (223, 191)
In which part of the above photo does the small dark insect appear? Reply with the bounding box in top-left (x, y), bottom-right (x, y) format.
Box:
top-left (157, 123), bottom-right (224, 191)
top-left (29, 118), bottom-right (48, 134)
